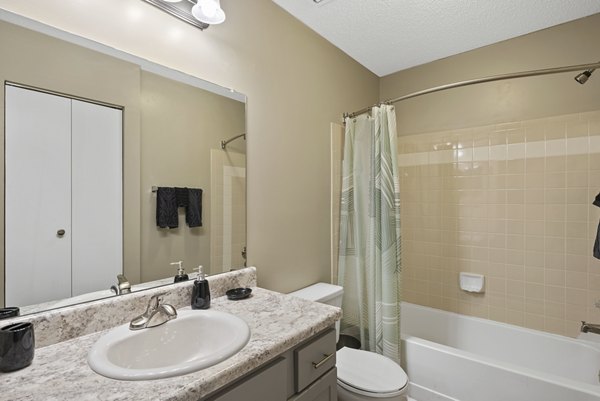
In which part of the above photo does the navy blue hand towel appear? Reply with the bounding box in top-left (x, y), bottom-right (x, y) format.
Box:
top-left (594, 193), bottom-right (600, 259)
top-left (595, 220), bottom-right (600, 260)
top-left (175, 187), bottom-right (190, 208)
top-left (186, 188), bottom-right (203, 228)
top-left (156, 187), bottom-right (178, 228)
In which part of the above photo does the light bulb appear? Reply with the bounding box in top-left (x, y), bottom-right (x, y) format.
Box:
top-left (200, 0), bottom-right (218, 17)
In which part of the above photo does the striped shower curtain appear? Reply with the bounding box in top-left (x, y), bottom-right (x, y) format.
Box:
top-left (337, 104), bottom-right (402, 363)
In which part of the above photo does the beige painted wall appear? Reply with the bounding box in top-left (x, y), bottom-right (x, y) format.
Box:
top-left (0, 20), bottom-right (141, 306)
top-left (330, 123), bottom-right (344, 285)
top-left (140, 71), bottom-right (245, 281)
top-left (380, 13), bottom-right (600, 136)
top-left (0, 0), bottom-right (380, 293)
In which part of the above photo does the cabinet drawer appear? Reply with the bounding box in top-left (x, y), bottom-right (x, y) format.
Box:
top-left (295, 328), bottom-right (336, 392)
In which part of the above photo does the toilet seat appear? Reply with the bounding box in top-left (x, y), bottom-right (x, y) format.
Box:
top-left (337, 347), bottom-right (408, 397)
top-left (337, 379), bottom-right (406, 399)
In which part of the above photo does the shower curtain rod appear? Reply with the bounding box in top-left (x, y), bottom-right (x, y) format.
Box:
top-left (220, 133), bottom-right (246, 149)
top-left (343, 61), bottom-right (600, 120)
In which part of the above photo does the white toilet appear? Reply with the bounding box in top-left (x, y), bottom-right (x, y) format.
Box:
top-left (290, 283), bottom-right (409, 401)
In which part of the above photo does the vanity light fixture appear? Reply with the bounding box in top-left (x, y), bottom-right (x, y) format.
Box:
top-left (192, 0), bottom-right (226, 24)
top-left (141, 0), bottom-right (226, 30)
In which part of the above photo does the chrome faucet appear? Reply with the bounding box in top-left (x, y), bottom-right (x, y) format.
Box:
top-left (129, 294), bottom-right (177, 330)
top-left (110, 274), bottom-right (131, 295)
top-left (581, 321), bottom-right (600, 335)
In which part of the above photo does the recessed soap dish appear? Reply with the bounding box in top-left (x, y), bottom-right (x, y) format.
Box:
top-left (459, 272), bottom-right (485, 293)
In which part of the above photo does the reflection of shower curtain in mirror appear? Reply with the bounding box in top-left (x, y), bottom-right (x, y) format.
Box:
top-left (338, 105), bottom-right (402, 362)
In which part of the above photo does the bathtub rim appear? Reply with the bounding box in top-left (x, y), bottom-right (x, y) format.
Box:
top-left (402, 301), bottom-right (600, 353)
top-left (401, 302), bottom-right (600, 397)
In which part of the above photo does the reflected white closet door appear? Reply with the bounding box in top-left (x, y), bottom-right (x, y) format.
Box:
top-left (71, 100), bottom-right (122, 296)
top-left (5, 86), bottom-right (72, 306)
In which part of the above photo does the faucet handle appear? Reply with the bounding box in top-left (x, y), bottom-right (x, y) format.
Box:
top-left (116, 274), bottom-right (132, 294)
top-left (146, 293), bottom-right (165, 311)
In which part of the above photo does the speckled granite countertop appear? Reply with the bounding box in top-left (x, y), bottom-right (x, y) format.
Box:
top-left (4, 267), bottom-right (260, 349)
top-left (0, 288), bottom-right (341, 401)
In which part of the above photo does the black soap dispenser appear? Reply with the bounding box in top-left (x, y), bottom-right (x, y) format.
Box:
top-left (171, 261), bottom-right (189, 283)
top-left (191, 265), bottom-right (210, 309)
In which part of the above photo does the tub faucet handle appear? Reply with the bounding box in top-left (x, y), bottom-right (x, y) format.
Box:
top-left (581, 321), bottom-right (600, 334)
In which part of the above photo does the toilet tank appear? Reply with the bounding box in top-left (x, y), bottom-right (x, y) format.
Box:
top-left (289, 283), bottom-right (343, 307)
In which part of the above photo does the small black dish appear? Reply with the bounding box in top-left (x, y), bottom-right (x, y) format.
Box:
top-left (0, 322), bottom-right (35, 372)
top-left (226, 287), bottom-right (252, 300)
top-left (0, 307), bottom-right (20, 320)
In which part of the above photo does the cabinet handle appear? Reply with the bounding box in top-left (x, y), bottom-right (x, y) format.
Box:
top-left (57, 229), bottom-right (66, 237)
top-left (312, 353), bottom-right (334, 369)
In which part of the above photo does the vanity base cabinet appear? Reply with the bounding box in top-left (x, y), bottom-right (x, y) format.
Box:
top-left (204, 327), bottom-right (337, 401)
top-left (208, 357), bottom-right (287, 401)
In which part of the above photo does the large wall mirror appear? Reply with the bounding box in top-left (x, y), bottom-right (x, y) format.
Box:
top-left (0, 11), bottom-right (247, 315)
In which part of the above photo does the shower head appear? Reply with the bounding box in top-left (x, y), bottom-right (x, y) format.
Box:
top-left (574, 69), bottom-right (595, 84)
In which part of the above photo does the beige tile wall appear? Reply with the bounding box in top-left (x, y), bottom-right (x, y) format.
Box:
top-left (399, 110), bottom-right (600, 337)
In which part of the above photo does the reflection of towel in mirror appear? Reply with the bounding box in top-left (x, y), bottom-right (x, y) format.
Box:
top-left (156, 187), bottom-right (179, 228)
top-left (156, 187), bottom-right (202, 228)
top-left (175, 187), bottom-right (189, 209)
top-left (595, 221), bottom-right (600, 260)
top-left (595, 193), bottom-right (600, 259)
top-left (186, 188), bottom-right (203, 228)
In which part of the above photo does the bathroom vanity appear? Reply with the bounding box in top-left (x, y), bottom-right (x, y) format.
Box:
top-left (0, 267), bottom-right (341, 401)
top-left (208, 328), bottom-right (337, 401)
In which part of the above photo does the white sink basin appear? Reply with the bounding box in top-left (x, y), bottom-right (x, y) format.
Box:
top-left (88, 309), bottom-right (250, 380)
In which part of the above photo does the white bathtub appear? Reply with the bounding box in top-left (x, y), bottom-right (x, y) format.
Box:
top-left (400, 303), bottom-right (600, 401)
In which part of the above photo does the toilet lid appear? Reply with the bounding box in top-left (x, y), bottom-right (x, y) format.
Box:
top-left (337, 347), bottom-right (408, 394)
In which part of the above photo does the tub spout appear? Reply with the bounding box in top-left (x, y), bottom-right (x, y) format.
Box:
top-left (581, 321), bottom-right (600, 335)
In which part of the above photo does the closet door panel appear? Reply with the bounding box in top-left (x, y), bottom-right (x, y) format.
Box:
top-left (71, 100), bottom-right (122, 296)
top-left (5, 86), bottom-right (72, 306)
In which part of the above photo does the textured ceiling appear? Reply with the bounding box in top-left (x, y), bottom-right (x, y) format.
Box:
top-left (272, 0), bottom-right (600, 77)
